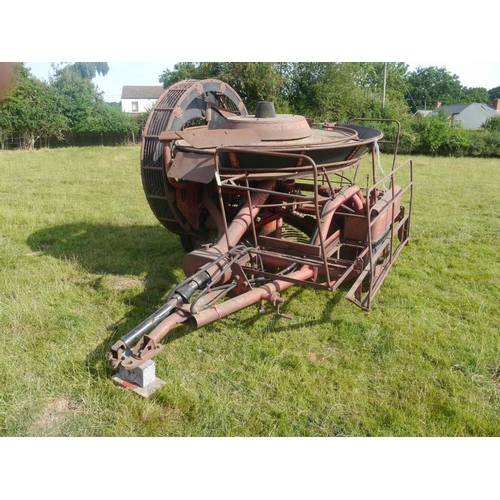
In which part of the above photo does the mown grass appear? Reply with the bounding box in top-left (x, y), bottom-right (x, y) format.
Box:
top-left (0, 147), bottom-right (499, 436)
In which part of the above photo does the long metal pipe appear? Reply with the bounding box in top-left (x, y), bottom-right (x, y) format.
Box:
top-left (191, 266), bottom-right (314, 329)
top-left (202, 187), bottom-right (226, 241)
top-left (212, 179), bottom-right (276, 254)
top-left (117, 296), bottom-right (180, 349)
top-left (123, 266), bottom-right (315, 363)
top-left (182, 179), bottom-right (276, 280)
top-left (146, 308), bottom-right (191, 344)
top-left (311, 185), bottom-right (365, 245)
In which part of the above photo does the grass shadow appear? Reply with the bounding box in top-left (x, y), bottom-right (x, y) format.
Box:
top-left (238, 285), bottom-right (347, 335)
top-left (27, 222), bottom-right (186, 376)
top-left (26, 223), bottom-right (363, 378)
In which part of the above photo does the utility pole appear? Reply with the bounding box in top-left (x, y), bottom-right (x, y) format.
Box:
top-left (382, 62), bottom-right (387, 112)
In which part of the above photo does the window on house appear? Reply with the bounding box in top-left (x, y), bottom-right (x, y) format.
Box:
top-left (132, 101), bottom-right (139, 112)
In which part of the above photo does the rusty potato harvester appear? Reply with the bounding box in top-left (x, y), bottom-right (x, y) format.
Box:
top-left (109, 79), bottom-right (413, 395)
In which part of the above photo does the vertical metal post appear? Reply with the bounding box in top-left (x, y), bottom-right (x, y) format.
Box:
top-left (382, 62), bottom-right (387, 112)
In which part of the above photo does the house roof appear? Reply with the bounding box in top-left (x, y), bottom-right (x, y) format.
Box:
top-left (433, 103), bottom-right (500, 119)
top-left (436, 104), bottom-right (469, 116)
top-left (413, 110), bottom-right (432, 117)
top-left (478, 103), bottom-right (500, 118)
top-left (121, 85), bottom-right (164, 99)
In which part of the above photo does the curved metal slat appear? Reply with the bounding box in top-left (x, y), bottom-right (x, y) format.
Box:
top-left (140, 79), bottom-right (247, 236)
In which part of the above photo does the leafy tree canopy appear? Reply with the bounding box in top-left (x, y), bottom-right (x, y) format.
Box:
top-left (354, 62), bottom-right (409, 100)
top-left (0, 62), bottom-right (136, 148)
top-left (488, 86), bottom-right (500, 101)
top-left (461, 86), bottom-right (490, 104)
top-left (159, 62), bottom-right (284, 112)
top-left (159, 62), bottom-right (412, 120)
top-left (49, 64), bottom-right (106, 133)
top-left (406, 66), bottom-right (464, 111)
top-left (159, 62), bottom-right (200, 88)
top-left (0, 64), bottom-right (66, 148)
top-left (53, 62), bottom-right (109, 80)
top-left (279, 62), bottom-right (411, 122)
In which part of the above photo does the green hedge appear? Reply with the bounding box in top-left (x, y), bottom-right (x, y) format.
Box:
top-left (380, 115), bottom-right (500, 157)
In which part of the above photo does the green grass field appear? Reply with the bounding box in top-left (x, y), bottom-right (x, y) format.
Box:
top-left (1, 146), bottom-right (499, 436)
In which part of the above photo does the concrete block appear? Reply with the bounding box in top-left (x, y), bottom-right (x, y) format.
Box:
top-left (118, 359), bottom-right (156, 388)
top-left (112, 359), bottom-right (166, 398)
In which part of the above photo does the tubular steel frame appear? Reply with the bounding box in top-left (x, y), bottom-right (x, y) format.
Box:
top-left (211, 145), bottom-right (413, 307)
top-left (110, 81), bottom-right (414, 375)
top-left (346, 158), bottom-right (413, 310)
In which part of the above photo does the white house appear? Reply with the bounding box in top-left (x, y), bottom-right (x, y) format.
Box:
top-left (121, 85), bottom-right (164, 114)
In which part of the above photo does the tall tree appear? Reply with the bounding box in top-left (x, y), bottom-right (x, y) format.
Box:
top-left (460, 86), bottom-right (490, 103)
top-left (488, 86), bottom-right (500, 101)
top-left (159, 62), bottom-right (200, 87)
top-left (0, 64), bottom-right (66, 149)
top-left (282, 62), bottom-right (328, 116)
top-left (63, 62), bottom-right (109, 80)
top-left (158, 62), bottom-right (284, 112)
top-left (355, 62), bottom-right (409, 100)
top-left (406, 66), bottom-right (464, 111)
top-left (282, 62), bottom-right (411, 122)
top-left (49, 64), bottom-right (106, 136)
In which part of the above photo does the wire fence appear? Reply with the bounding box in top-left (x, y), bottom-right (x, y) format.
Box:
top-left (0, 130), bottom-right (143, 150)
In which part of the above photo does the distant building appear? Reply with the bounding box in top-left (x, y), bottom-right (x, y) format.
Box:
top-left (413, 110), bottom-right (433, 118)
top-left (121, 85), bottom-right (164, 114)
top-left (416, 99), bottom-right (500, 129)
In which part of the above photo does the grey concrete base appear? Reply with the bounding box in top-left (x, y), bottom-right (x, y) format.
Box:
top-left (112, 374), bottom-right (165, 398)
top-left (111, 360), bottom-right (165, 398)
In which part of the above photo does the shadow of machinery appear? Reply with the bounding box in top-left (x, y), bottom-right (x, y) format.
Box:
top-left (26, 222), bottom-right (190, 378)
top-left (27, 222), bottom-right (355, 379)
top-left (231, 280), bottom-right (349, 337)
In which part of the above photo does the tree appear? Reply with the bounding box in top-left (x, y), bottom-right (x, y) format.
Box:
top-left (158, 62), bottom-right (284, 112)
top-left (49, 64), bottom-right (106, 138)
top-left (0, 64), bottom-right (66, 149)
top-left (158, 62), bottom-right (414, 120)
top-left (307, 63), bottom-right (369, 121)
top-left (0, 62), bottom-right (141, 148)
top-left (406, 66), bottom-right (464, 111)
top-left (355, 62), bottom-right (409, 101)
top-left (483, 116), bottom-right (500, 132)
top-left (159, 62), bottom-right (200, 87)
top-left (281, 62), bottom-right (411, 123)
top-left (281, 62), bottom-right (326, 117)
top-left (61, 62), bottom-right (109, 80)
top-left (461, 86), bottom-right (490, 104)
top-left (488, 86), bottom-right (500, 101)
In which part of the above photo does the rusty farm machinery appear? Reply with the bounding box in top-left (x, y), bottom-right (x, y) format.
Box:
top-left (109, 79), bottom-right (413, 395)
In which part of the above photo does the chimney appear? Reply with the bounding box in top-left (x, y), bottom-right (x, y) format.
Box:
top-left (493, 98), bottom-right (500, 111)
top-left (435, 101), bottom-right (441, 109)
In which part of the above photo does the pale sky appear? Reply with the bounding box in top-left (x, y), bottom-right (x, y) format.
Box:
top-left (24, 61), bottom-right (500, 104)
top-left (407, 62), bottom-right (500, 91)
top-left (24, 62), bottom-right (176, 103)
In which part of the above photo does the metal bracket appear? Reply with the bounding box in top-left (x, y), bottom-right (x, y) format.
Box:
top-left (260, 292), bottom-right (293, 319)
top-left (121, 335), bottom-right (164, 371)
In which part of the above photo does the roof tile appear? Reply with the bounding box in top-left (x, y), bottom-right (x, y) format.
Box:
top-left (121, 85), bottom-right (164, 99)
